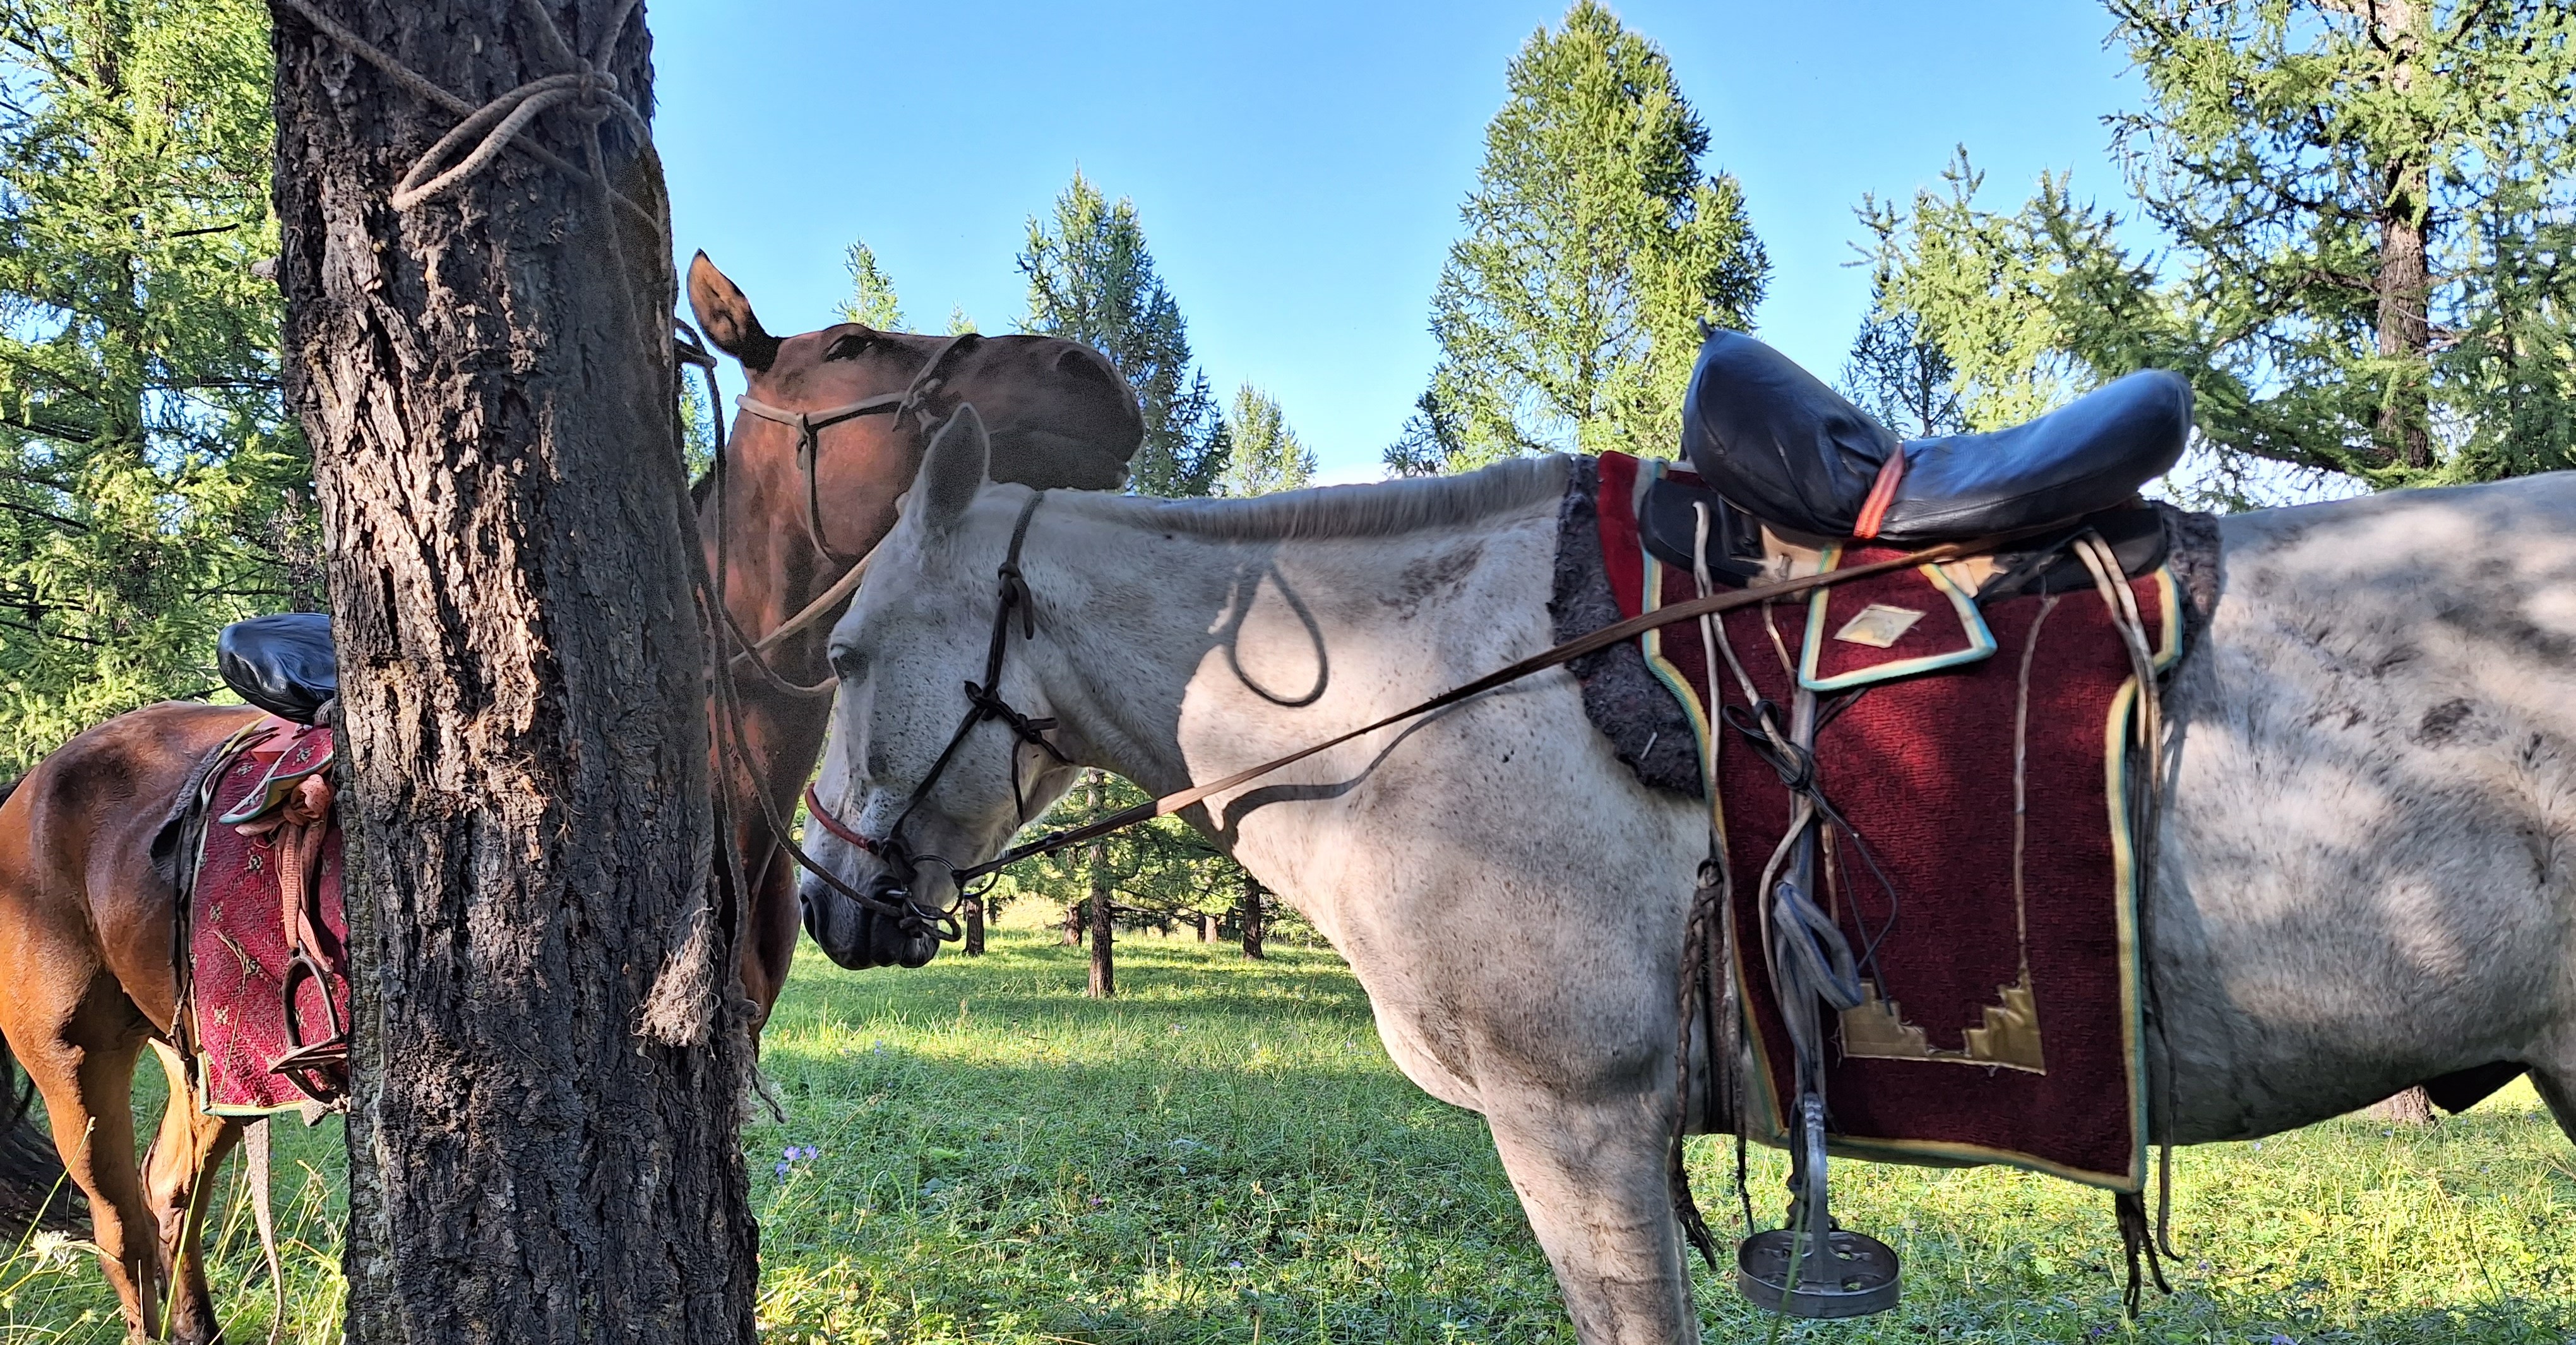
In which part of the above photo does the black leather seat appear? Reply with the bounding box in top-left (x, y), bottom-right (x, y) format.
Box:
top-left (1679, 330), bottom-right (2191, 543)
top-left (218, 613), bottom-right (338, 724)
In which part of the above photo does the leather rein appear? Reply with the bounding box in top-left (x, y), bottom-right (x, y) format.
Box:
top-left (802, 490), bottom-right (1994, 933)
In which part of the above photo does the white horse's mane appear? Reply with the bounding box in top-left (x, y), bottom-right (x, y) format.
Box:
top-left (1052, 455), bottom-right (1569, 542)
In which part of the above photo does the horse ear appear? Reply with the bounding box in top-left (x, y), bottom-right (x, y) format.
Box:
top-left (686, 251), bottom-right (779, 373)
top-left (915, 404), bottom-right (992, 534)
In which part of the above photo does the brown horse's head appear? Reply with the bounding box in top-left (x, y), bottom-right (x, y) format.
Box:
top-left (688, 252), bottom-right (1140, 568)
top-left (687, 253), bottom-right (1142, 976)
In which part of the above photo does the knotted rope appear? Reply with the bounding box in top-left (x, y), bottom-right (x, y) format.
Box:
top-left (271, 0), bottom-right (660, 233)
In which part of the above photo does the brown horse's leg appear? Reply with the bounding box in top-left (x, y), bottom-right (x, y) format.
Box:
top-left (8, 989), bottom-right (158, 1343)
top-left (143, 1043), bottom-right (242, 1345)
top-left (742, 832), bottom-right (801, 1034)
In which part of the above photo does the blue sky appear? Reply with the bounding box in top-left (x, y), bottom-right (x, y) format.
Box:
top-left (654, 1), bottom-right (2144, 484)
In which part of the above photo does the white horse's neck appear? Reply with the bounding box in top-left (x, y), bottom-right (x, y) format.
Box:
top-left (1012, 460), bottom-right (1571, 823)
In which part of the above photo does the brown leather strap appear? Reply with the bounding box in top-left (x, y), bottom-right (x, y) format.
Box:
top-left (733, 333), bottom-right (977, 560)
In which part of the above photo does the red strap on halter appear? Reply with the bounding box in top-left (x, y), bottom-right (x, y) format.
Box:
top-left (1852, 451), bottom-right (1906, 541)
top-left (802, 782), bottom-right (883, 855)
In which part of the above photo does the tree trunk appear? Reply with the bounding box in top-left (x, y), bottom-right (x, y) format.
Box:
top-left (1085, 773), bottom-right (1114, 996)
top-left (273, 4), bottom-right (756, 1342)
top-left (1198, 911), bottom-right (1215, 942)
top-left (962, 894), bottom-right (985, 955)
top-left (2371, 0), bottom-right (2433, 470)
top-left (1239, 876), bottom-right (1266, 960)
top-left (2366, 1085), bottom-right (2438, 1126)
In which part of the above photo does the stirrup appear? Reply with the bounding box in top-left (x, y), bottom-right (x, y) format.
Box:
top-left (1736, 686), bottom-right (1903, 1320)
top-left (1735, 1093), bottom-right (1902, 1317)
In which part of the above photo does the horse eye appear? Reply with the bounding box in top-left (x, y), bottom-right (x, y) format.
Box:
top-left (821, 332), bottom-right (870, 362)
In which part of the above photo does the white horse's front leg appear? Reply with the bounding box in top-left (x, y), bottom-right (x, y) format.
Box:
top-left (1483, 1088), bottom-right (1698, 1345)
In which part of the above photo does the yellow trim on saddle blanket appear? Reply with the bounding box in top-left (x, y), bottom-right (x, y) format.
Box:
top-left (1630, 458), bottom-right (1717, 797)
top-left (1796, 544), bottom-right (1998, 691)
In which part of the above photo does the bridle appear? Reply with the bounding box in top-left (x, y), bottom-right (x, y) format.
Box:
top-left (734, 332), bottom-right (977, 563)
top-left (801, 490), bottom-right (1067, 931)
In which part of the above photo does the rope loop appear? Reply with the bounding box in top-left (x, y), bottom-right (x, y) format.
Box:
top-left (273, 0), bottom-right (661, 232)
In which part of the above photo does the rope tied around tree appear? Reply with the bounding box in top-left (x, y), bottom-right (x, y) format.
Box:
top-left (270, 0), bottom-right (660, 232)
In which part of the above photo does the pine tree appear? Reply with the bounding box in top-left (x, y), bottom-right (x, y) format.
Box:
top-left (1427, 1), bottom-right (1767, 470)
top-left (1382, 390), bottom-right (1464, 477)
top-left (1020, 172), bottom-right (1227, 497)
top-left (0, 0), bottom-right (315, 774)
top-left (1220, 385), bottom-right (1316, 496)
top-left (1869, 1), bottom-right (2576, 489)
top-left (1841, 292), bottom-right (1967, 439)
top-left (834, 239), bottom-right (905, 330)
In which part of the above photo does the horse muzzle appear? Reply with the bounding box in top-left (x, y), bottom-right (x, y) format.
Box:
top-left (799, 868), bottom-right (939, 969)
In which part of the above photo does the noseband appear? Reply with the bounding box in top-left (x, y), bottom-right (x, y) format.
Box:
top-left (804, 489), bottom-right (1068, 931)
top-left (734, 333), bottom-right (976, 561)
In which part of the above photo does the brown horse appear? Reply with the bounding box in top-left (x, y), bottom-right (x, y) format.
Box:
top-left (0, 702), bottom-right (265, 1344)
top-left (684, 253), bottom-right (1142, 1005)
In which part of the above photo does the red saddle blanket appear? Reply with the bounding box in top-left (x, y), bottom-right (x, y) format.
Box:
top-left (180, 715), bottom-right (350, 1116)
top-left (1588, 452), bottom-right (2178, 1190)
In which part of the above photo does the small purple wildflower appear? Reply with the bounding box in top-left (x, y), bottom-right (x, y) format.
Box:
top-left (773, 1161), bottom-right (791, 1177)
top-left (2271, 1336), bottom-right (2296, 1345)
top-left (1227, 1260), bottom-right (1243, 1269)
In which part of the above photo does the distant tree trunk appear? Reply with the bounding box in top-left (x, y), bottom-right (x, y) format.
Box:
top-left (1198, 911), bottom-right (1215, 942)
top-left (2371, 0), bottom-right (2433, 470)
top-left (1085, 772), bottom-right (1114, 996)
top-left (1064, 898), bottom-right (1084, 945)
top-left (1239, 876), bottom-right (1266, 960)
top-left (273, 4), bottom-right (756, 1342)
top-left (962, 895), bottom-right (985, 955)
top-left (2367, 1086), bottom-right (2438, 1125)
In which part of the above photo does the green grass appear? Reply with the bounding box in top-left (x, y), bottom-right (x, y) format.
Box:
top-left (3, 924), bottom-right (2572, 1342)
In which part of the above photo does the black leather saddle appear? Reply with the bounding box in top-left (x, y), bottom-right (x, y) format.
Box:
top-left (218, 613), bottom-right (338, 724)
top-left (1679, 330), bottom-right (2190, 544)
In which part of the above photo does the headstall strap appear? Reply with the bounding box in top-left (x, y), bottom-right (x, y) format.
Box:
top-left (732, 333), bottom-right (978, 561)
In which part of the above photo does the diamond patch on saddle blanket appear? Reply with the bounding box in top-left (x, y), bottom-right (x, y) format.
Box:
top-left (182, 716), bottom-right (350, 1116)
top-left (1568, 451), bottom-right (2180, 1190)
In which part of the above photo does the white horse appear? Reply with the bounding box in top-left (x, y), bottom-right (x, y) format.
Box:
top-left (801, 409), bottom-right (2576, 1344)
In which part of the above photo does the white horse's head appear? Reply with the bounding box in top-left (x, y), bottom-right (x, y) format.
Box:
top-left (801, 405), bottom-right (1088, 968)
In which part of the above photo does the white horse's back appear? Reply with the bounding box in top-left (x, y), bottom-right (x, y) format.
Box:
top-left (2157, 473), bottom-right (2576, 1139)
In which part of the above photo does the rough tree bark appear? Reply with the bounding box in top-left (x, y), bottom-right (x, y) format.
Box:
top-left (271, 3), bottom-right (757, 1341)
top-left (2367, 1086), bottom-right (2438, 1125)
top-left (962, 895), bottom-right (986, 956)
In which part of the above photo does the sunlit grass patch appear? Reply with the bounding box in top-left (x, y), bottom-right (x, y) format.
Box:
top-left (2, 921), bottom-right (2569, 1342)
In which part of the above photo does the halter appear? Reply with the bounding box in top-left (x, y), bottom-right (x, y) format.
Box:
top-left (734, 332), bottom-right (977, 561)
top-left (802, 489), bottom-right (1068, 925)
